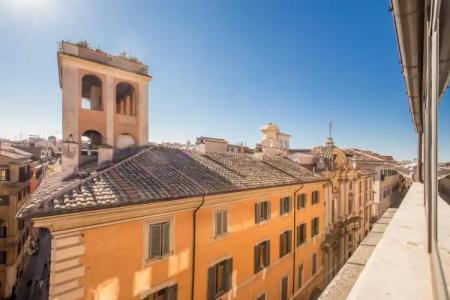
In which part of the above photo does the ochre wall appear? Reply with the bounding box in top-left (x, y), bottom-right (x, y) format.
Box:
top-left (63, 182), bottom-right (325, 300)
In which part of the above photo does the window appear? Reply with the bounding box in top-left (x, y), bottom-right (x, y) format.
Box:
top-left (143, 284), bottom-right (178, 300)
top-left (254, 240), bottom-right (270, 273)
top-left (296, 223), bottom-right (307, 246)
top-left (18, 191), bottom-right (22, 201)
top-left (0, 169), bottom-right (9, 181)
top-left (148, 222), bottom-right (170, 260)
top-left (349, 181), bottom-right (353, 190)
top-left (215, 210), bottom-right (228, 237)
top-left (207, 258), bottom-right (232, 300)
top-left (256, 294), bottom-right (266, 300)
top-left (297, 193), bottom-right (306, 210)
top-left (297, 264), bottom-right (304, 289)
top-left (312, 253), bottom-right (317, 275)
top-left (0, 227), bottom-right (6, 238)
top-left (255, 201), bottom-right (271, 223)
top-left (0, 251), bottom-right (6, 264)
top-left (280, 276), bottom-right (288, 300)
top-left (18, 220), bottom-right (24, 231)
top-left (0, 196), bottom-right (9, 206)
top-left (280, 197), bottom-right (292, 215)
top-left (312, 191), bottom-right (320, 205)
top-left (279, 230), bottom-right (292, 257)
top-left (311, 217), bottom-right (319, 237)
top-left (348, 198), bottom-right (353, 214)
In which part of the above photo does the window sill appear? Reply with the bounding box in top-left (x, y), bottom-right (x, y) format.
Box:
top-left (144, 252), bottom-right (174, 265)
top-left (214, 232), bottom-right (230, 242)
top-left (255, 220), bottom-right (269, 226)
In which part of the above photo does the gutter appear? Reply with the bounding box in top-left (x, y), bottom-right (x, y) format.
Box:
top-left (191, 195), bottom-right (206, 300)
top-left (292, 184), bottom-right (304, 296)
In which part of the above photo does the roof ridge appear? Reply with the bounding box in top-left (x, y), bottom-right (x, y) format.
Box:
top-left (347, 148), bottom-right (384, 161)
top-left (196, 152), bottom-right (248, 180)
top-left (260, 158), bottom-right (300, 181)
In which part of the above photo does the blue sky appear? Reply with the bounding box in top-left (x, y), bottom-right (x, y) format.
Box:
top-left (0, 0), bottom-right (448, 161)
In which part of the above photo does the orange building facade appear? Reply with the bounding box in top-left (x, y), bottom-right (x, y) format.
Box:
top-left (29, 180), bottom-right (326, 300)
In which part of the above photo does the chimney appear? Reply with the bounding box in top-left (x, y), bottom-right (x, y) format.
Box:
top-left (98, 145), bottom-right (114, 166)
top-left (61, 140), bottom-right (79, 179)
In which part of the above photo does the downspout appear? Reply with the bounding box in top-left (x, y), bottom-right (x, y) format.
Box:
top-left (292, 184), bottom-right (304, 296)
top-left (191, 195), bottom-right (205, 300)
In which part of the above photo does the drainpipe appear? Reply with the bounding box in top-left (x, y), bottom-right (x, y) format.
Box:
top-left (191, 195), bottom-right (205, 300)
top-left (292, 184), bottom-right (304, 296)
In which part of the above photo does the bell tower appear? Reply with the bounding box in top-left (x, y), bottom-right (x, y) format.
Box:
top-left (58, 41), bottom-right (151, 177)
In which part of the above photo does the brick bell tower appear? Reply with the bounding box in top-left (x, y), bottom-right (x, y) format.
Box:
top-left (58, 41), bottom-right (151, 178)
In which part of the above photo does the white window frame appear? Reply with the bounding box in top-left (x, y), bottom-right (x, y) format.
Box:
top-left (213, 207), bottom-right (230, 239)
top-left (143, 216), bottom-right (174, 264)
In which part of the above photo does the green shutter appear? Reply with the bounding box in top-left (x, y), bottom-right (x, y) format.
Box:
top-left (222, 211), bottom-right (228, 234)
top-left (287, 231), bottom-right (292, 252)
top-left (216, 211), bottom-right (222, 236)
top-left (162, 222), bottom-right (170, 255)
top-left (207, 265), bottom-right (216, 300)
top-left (255, 203), bottom-right (259, 223)
top-left (265, 240), bottom-right (270, 266)
top-left (150, 224), bottom-right (161, 258)
top-left (167, 284), bottom-right (178, 300)
top-left (225, 258), bottom-right (233, 291)
top-left (267, 201), bottom-right (271, 219)
top-left (279, 233), bottom-right (283, 257)
top-left (280, 198), bottom-right (283, 215)
top-left (254, 244), bottom-right (260, 273)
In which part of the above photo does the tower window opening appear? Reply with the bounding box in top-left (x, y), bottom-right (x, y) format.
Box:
top-left (81, 75), bottom-right (103, 111)
top-left (116, 82), bottom-right (136, 116)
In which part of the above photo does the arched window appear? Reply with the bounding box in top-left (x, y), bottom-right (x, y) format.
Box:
top-left (81, 130), bottom-right (103, 157)
top-left (116, 82), bottom-right (136, 116)
top-left (81, 75), bottom-right (102, 111)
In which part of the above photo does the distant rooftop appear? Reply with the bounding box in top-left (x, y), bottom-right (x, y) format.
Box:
top-left (58, 41), bottom-right (150, 76)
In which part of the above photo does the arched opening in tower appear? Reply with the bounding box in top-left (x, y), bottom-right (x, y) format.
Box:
top-left (116, 82), bottom-right (136, 116)
top-left (81, 130), bottom-right (103, 164)
top-left (81, 75), bottom-right (103, 111)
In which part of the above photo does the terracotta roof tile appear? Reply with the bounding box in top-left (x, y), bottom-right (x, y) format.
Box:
top-left (17, 146), bottom-right (325, 219)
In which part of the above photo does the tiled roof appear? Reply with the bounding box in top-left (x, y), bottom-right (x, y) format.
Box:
top-left (0, 144), bottom-right (32, 160)
top-left (344, 149), bottom-right (386, 162)
top-left (17, 146), bottom-right (325, 219)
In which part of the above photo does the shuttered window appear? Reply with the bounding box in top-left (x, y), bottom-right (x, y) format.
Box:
top-left (312, 253), bottom-right (317, 275)
top-left (311, 217), bottom-right (319, 237)
top-left (296, 223), bottom-right (306, 246)
top-left (280, 197), bottom-right (292, 215)
top-left (0, 196), bottom-right (9, 206)
top-left (0, 227), bottom-right (6, 238)
top-left (256, 294), bottom-right (266, 300)
top-left (255, 201), bottom-right (271, 223)
top-left (0, 251), bottom-right (6, 264)
top-left (207, 258), bottom-right (233, 300)
top-left (298, 264), bottom-right (304, 288)
top-left (0, 169), bottom-right (9, 181)
top-left (312, 191), bottom-right (320, 205)
top-left (215, 210), bottom-right (228, 237)
top-left (254, 240), bottom-right (270, 273)
top-left (148, 222), bottom-right (170, 259)
top-left (280, 276), bottom-right (288, 300)
top-left (279, 230), bottom-right (292, 258)
top-left (297, 193), bottom-right (306, 210)
top-left (143, 284), bottom-right (177, 300)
